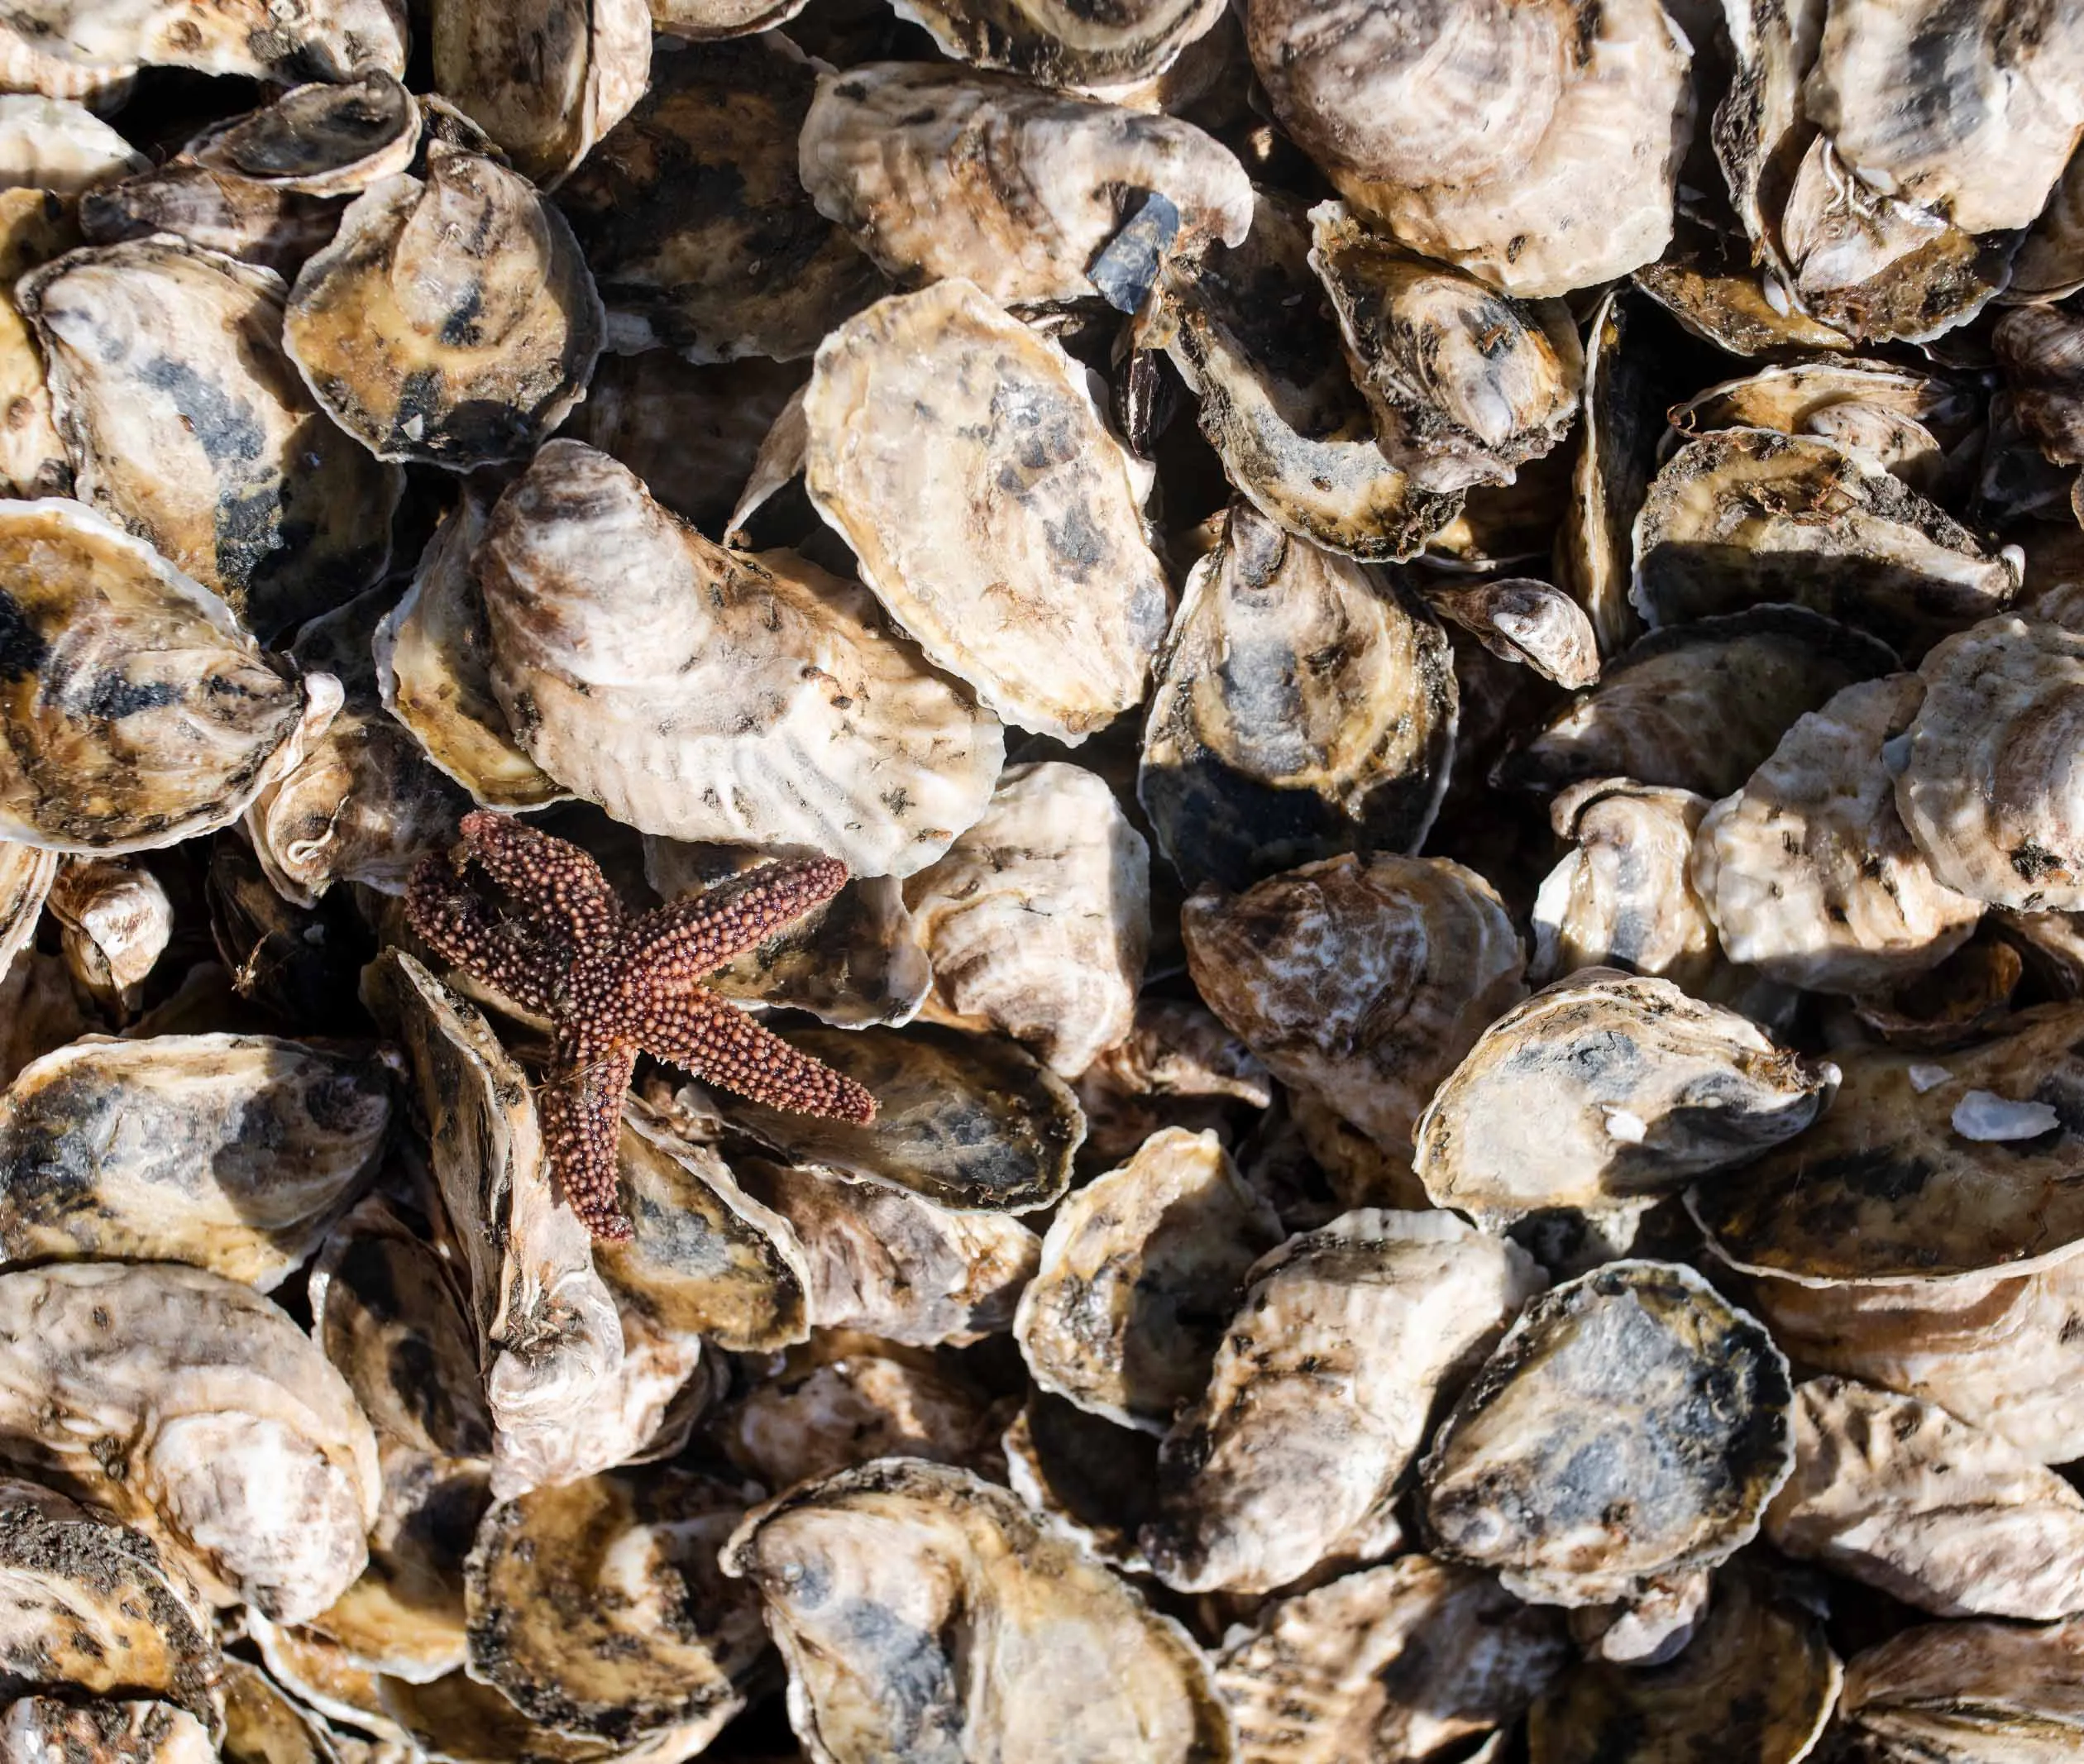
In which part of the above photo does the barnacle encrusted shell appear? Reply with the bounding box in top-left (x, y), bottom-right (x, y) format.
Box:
top-left (19, 237), bottom-right (399, 638)
top-left (1139, 503), bottom-right (1457, 892)
top-left (0, 0), bottom-right (408, 81)
top-left (0, 1033), bottom-right (392, 1289)
top-left (1248, 0), bottom-right (1693, 297)
top-left (1161, 193), bottom-right (1464, 563)
top-left (1766, 1375), bottom-right (2084, 1621)
top-left (190, 72), bottom-right (420, 198)
top-left (1016, 1127), bottom-right (1281, 1432)
top-left (1214, 1554), bottom-right (1566, 1764)
top-left (479, 441), bottom-right (1002, 876)
top-left (1419, 1260), bottom-right (1794, 1607)
top-left (1631, 429), bottom-right (2018, 649)
top-left (1896, 618), bottom-right (2084, 911)
top-left (1413, 970), bottom-right (1833, 1226)
top-left (1696, 672), bottom-right (1984, 991)
top-left (429, 0), bottom-right (650, 185)
top-left (888, 0), bottom-right (1224, 86)
top-left (0, 1262), bottom-right (380, 1623)
top-left (798, 65), bottom-right (1250, 304)
top-left (1145, 1209), bottom-right (1546, 1594)
top-left (1497, 607), bottom-right (1897, 800)
top-left (1306, 203), bottom-right (1580, 493)
top-left (555, 40), bottom-right (884, 365)
top-left (0, 500), bottom-right (327, 855)
top-left (1531, 780), bottom-right (1718, 987)
top-left (902, 761), bottom-right (1148, 1075)
top-left (721, 1458), bottom-right (1234, 1764)
top-left (802, 280), bottom-right (1170, 743)
top-left (1527, 1562), bottom-right (1841, 1764)
top-left (0, 95), bottom-right (142, 192)
top-left (1183, 852), bottom-right (1525, 1160)
top-left (1833, 1617), bottom-right (2084, 1761)
top-left (465, 1468), bottom-right (765, 1753)
top-left (1996, 306), bottom-right (2084, 467)
top-left (284, 145), bottom-right (605, 471)
top-left (0, 1698), bottom-right (215, 1763)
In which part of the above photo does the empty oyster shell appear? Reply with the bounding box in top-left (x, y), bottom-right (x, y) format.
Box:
top-left (18, 237), bottom-right (401, 638)
top-left (79, 159), bottom-right (343, 280)
top-left (284, 145), bottom-right (605, 470)
top-left (190, 72), bottom-right (419, 198)
top-left (0, 1262), bottom-right (380, 1623)
top-left (890, 0), bottom-right (1222, 86)
top-left (0, 0), bottom-right (407, 82)
top-left (47, 857), bottom-right (171, 1011)
top-left (1766, 1375), bottom-right (2084, 1621)
top-left (1214, 1554), bottom-right (1566, 1764)
top-left (429, 0), bottom-right (649, 185)
top-left (1414, 970), bottom-right (1833, 1226)
top-left (1497, 607), bottom-right (1898, 800)
top-left (1250, 0), bottom-right (1692, 296)
top-left (1421, 578), bottom-right (1599, 688)
top-left (1833, 1617), bottom-right (2084, 1762)
top-left (1145, 1209), bottom-right (1546, 1594)
top-left (1161, 192), bottom-right (1464, 563)
top-left (1184, 852), bottom-right (1524, 1162)
top-left (465, 1468), bottom-right (765, 1752)
top-left (1419, 1260), bottom-right (1793, 1607)
top-left (1306, 203), bottom-right (1581, 493)
top-left (1016, 1126), bottom-right (1282, 1432)
top-left (1996, 305), bottom-right (2084, 468)
top-left (1695, 672), bottom-right (1984, 991)
top-left (721, 1458), bottom-right (1232, 1764)
top-left (1139, 503), bottom-right (1457, 893)
top-left (798, 65), bottom-right (1250, 304)
top-left (1671, 357), bottom-right (1976, 454)
top-left (0, 1032), bottom-right (393, 1289)
top-left (478, 441), bottom-right (1002, 876)
top-left (1531, 780), bottom-right (1718, 987)
top-left (902, 760), bottom-right (1148, 1075)
top-left (0, 1698), bottom-right (214, 1764)
top-left (556, 40), bottom-right (885, 365)
top-left (803, 280), bottom-right (1170, 743)
top-left (1527, 1562), bottom-right (1840, 1764)
top-left (1631, 429), bottom-right (2018, 650)
top-left (0, 95), bottom-right (141, 192)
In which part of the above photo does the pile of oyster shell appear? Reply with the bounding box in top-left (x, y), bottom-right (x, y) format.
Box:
top-left (0, 0), bottom-right (2082, 1760)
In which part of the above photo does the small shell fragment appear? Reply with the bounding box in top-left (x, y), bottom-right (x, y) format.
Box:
top-left (47, 857), bottom-right (171, 1010)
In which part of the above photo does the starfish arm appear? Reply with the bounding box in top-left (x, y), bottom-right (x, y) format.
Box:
top-left (459, 809), bottom-right (624, 945)
top-left (405, 856), bottom-right (566, 1016)
top-left (538, 1036), bottom-right (639, 1241)
top-left (639, 987), bottom-right (877, 1124)
top-left (619, 857), bottom-right (851, 986)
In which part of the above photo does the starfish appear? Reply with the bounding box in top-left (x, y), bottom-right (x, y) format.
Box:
top-left (406, 810), bottom-right (876, 1241)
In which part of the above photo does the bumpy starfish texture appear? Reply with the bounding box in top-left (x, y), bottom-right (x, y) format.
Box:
top-left (406, 810), bottom-right (876, 1240)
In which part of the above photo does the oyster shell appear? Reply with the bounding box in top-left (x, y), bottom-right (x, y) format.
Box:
top-left (217, 1660), bottom-right (337, 1764)
top-left (649, 0), bottom-right (810, 37)
top-left (0, 0), bottom-right (407, 81)
top-left (556, 40), bottom-right (885, 365)
top-left (1145, 1209), bottom-right (1546, 1594)
top-left (902, 760), bottom-right (1147, 1074)
top-left (0, 1699), bottom-right (213, 1764)
top-left (890, 0), bottom-right (1224, 87)
top-left (1833, 1618), bottom-right (2084, 1762)
top-left (1709, 0), bottom-right (1822, 293)
top-left (19, 237), bottom-right (401, 638)
top-left (47, 858), bottom-right (171, 1011)
top-left (0, 843), bottom-right (55, 985)
top-left (0, 1033), bottom-right (393, 1290)
top-left (0, 1262), bottom-right (380, 1623)
top-left (1531, 780), bottom-right (1718, 987)
top-left (79, 160), bottom-right (343, 282)
top-left (1418, 1260), bottom-right (1794, 1607)
top-left (1016, 1126), bottom-right (1282, 1432)
top-left (1996, 305), bottom-right (2084, 467)
top-left (0, 29), bottom-right (134, 108)
top-left (1249, 0), bottom-right (1693, 296)
top-left (1413, 969), bottom-right (1834, 1226)
top-left (2014, 148), bottom-right (2084, 304)
top-left (1766, 1375), bottom-right (2084, 1621)
top-left (1670, 357), bottom-right (1976, 454)
top-left (1139, 503), bottom-right (1457, 893)
top-left (0, 95), bottom-right (141, 193)
top-left (190, 72), bottom-right (420, 198)
top-left (477, 440), bottom-right (1003, 877)
top-left (805, 290), bottom-right (1168, 737)
top-left (798, 65), bottom-right (1250, 304)
top-left (720, 1458), bottom-right (1233, 1764)
top-left (1695, 672), bottom-right (1984, 991)
top-left (284, 145), bottom-right (605, 470)
top-left (1421, 578), bottom-right (1599, 688)
top-left (1213, 1554), bottom-right (1567, 1764)
top-left (1182, 852), bottom-right (1525, 1161)
top-left (1001, 1393), bottom-right (1159, 1569)
top-left (0, 189), bottom-right (71, 503)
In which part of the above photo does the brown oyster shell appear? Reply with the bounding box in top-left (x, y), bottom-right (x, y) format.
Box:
top-left (1833, 1617), bottom-right (2084, 1762)
top-left (217, 1660), bottom-right (336, 1764)
top-left (2014, 148), bottom-right (2084, 304)
top-left (78, 160), bottom-right (342, 279)
top-left (1708, 0), bottom-right (1821, 293)
top-left (48, 856), bottom-right (171, 1011)
top-left (1531, 780), bottom-right (1718, 988)
top-left (1996, 305), bottom-right (2084, 468)
top-left (0, 189), bottom-right (72, 502)
top-left (284, 144), bottom-right (605, 471)
top-left (1418, 1260), bottom-right (1794, 1608)
top-left (0, 1699), bottom-right (214, 1764)
top-left (1145, 1209), bottom-right (1546, 1594)
top-left (189, 72), bottom-right (420, 198)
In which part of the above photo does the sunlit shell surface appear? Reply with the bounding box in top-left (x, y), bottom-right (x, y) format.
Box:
top-left (0, 0), bottom-right (407, 80)
top-left (1531, 780), bottom-right (1718, 988)
top-left (189, 71), bottom-right (419, 198)
top-left (0, 1698), bottom-right (214, 1764)
top-left (0, 94), bottom-right (141, 192)
top-left (1833, 1617), bottom-right (2084, 1762)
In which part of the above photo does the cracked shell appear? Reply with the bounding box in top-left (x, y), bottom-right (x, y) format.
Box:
top-left (721, 1458), bottom-right (1234, 1764)
top-left (0, 0), bottom-right (407, 81)
top-left (284, 145), bottom-right (605, 471)
top-left (1834, 1617), bottom-right (2084, 1762)
top-left (1183, 852), bottom-right (1524, 1163)
top-left (1139, 502), bottom-right (1457, 894)
top-left (890, 0), bottom-right (1223, 86)
top-left (803, 280), bottom-right (1170, 743)
top-left (1214, 1554), bottom-right (1567, 1764)
top-left (1531, 780), bottom-right (1718, 988)
top-left (798, 65), bottom-right (1250, 305)
top-left (1145, 1209), bottom-right (1546, 1594)
top-left (1695, 672), bottom-right (1984, 992)
top-left (189, 72), bottom-right (420, 198)
top-left (0, 1262), bottom-right (380, 1623)
top-left (1413, 969), bottom-right (1833, 1226)
top-left (1015, 1126), bottom-right (1282, 1432)
top-left (1418, 1260), bottom-right (1794, 1608)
